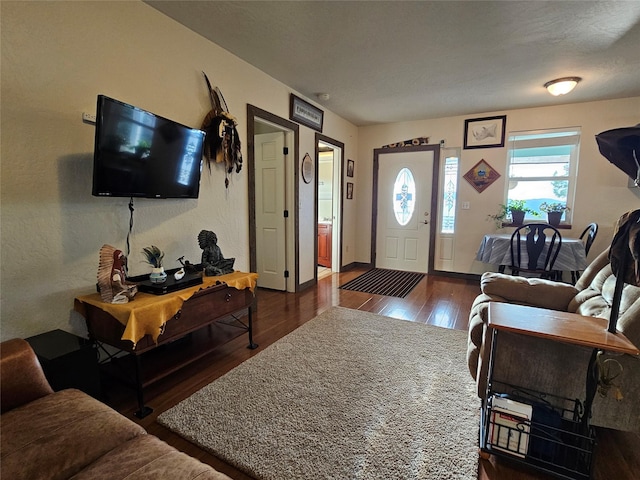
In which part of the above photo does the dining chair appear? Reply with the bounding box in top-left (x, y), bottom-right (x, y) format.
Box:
top-left (509, 223), bottom-right (563, 280)
top-left (571, 222), bottom-right (599, 283)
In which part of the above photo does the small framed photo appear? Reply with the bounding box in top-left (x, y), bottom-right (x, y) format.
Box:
top-left (463, 115), bottom-right (507, 149)
top-left (290, 94), bottom-right (324, 132)
top-left (346, 182), bottom-right (354, 200)
top-left (347, 159), bottom-right (354, 177)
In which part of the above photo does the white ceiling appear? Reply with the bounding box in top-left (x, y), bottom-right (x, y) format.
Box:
top-left (146, 1), bottom-right (640, 126)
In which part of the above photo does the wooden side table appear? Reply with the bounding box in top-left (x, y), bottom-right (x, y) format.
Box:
top-left (481, 302), bottom-right (639, 479)
top-left (25, 329), bottom-right (102, 400)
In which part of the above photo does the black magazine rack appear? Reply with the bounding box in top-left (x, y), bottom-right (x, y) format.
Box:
top-left (480, 381), bottom-right (596, 480)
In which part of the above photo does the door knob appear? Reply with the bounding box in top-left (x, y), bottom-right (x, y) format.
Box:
top-left (422, 220), bottom-right (429, 224)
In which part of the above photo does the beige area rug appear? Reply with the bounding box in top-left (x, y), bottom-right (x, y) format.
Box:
top-left (158, 306), bottom-right (480, 480)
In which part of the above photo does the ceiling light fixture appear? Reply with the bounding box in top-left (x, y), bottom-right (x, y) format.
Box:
top-left (317, 93), bottom-right (330, 101)
top-left (544, 77), bottom-right (582, 96)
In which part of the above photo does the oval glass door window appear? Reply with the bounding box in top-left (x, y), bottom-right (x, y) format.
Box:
top-left (393, 167), bottom-right (416, 226)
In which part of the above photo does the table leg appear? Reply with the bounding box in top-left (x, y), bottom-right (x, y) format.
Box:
top-left (581, 348), bottom-right (599, 430)
top-left (247, 306), bottom-right (258, 350)
top-left (133, 354), bottom-right (153, 419)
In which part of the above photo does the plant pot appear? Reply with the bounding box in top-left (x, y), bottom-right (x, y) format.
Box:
top-left (547, 212), bottom-right (562, 226)
top-left (149, 267), bottom-right (167, 284)
top-left (511, 211), bottom-right (525, 225)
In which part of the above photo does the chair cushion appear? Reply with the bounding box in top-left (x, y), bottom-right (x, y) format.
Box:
top-left (1, 389), bottom-right (145, 480)
top-left (481, 272), bottom-right (578, 311)
top-left (71, 435), bottom-right (231, 480)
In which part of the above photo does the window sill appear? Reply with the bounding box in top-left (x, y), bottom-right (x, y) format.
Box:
top-left (502, 222), bottom-right (572, 230)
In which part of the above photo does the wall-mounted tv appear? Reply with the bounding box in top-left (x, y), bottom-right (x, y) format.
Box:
top-left (92, 95), bottom-right (205, 198)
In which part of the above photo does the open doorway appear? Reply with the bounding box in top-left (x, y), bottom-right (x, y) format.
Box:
top-left (248, 105), bottom-right (299, 292)
top-left (315, 134), bottom-right (344, 280)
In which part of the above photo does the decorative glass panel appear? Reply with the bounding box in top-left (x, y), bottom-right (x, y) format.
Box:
top-left (393, 168), bottom-right (416, 226)
top-left (441, 156), bottom-right (459, 233)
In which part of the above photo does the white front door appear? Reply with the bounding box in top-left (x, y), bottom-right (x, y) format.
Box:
top-left (375, 151), bottom-right (433, 273)
top-left (255, 131), bottom-right (287, 290)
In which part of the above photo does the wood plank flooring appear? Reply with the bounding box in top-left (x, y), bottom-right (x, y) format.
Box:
top-left (103, 268), bottom-right (640, 480)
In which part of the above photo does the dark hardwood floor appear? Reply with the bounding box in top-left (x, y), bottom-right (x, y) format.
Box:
top-left (103, 268), bottom-right (640, 480)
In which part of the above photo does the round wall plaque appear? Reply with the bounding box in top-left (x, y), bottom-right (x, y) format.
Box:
top-left (302, 153), bottom-right (313, 184)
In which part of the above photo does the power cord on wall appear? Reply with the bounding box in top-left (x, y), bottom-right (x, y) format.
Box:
top-left (126, 197), bottom-right (134, 274)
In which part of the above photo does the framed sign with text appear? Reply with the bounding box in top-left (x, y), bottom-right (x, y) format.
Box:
top-left (290, 94), bottom-right (324, 132)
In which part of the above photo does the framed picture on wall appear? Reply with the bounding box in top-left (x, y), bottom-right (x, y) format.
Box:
top-left (290, 94), bottom-right (324, 132)
top-left (463, 159), bottom-right (501, 193)
top-left (347, 159), bottom-right (354, 177)
top-left (346, 182), bottom-right (354, 199)
top-left (463, 115), bottom-right (507, 149)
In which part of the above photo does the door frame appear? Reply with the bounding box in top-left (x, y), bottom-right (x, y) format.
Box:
top-left (315, 134), bottom-right (345, 279)
top-left (371, 144), bottom-right (440, 274)
top-left (247, 104), bottom-right (300, 291)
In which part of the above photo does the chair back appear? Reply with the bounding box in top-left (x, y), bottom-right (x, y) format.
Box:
top-left (579, 223), bottom-right (598, 256)
top-left (510, 223), bottom-right (563, 277)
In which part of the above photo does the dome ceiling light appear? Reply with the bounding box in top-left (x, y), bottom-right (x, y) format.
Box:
top-left (544, 77), bottom-right (582, 96)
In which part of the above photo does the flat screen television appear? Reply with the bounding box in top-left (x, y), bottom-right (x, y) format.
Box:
top-left (92, 95), bottom-right (205, 198)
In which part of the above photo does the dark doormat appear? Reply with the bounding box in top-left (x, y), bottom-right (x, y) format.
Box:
top-left (339, 269), bottom-right (425, 298)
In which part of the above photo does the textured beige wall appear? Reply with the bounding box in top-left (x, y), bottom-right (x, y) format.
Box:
top-left (0, 1), bottom-right (358, 341)
top-left (357, 98), bottom-right (640, 273)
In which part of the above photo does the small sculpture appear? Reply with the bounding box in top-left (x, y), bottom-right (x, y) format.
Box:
top-left (97, 245), bottom-right (138, 304)
top-left (177, 256), bottom-right (200, 274)
top-left (198, 230), bottom-right (235, 276)
top-left (141, 245), bottom-right (167, 284)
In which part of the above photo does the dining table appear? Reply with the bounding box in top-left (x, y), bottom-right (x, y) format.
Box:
top-left (476, 233), bottom-right (588, 276)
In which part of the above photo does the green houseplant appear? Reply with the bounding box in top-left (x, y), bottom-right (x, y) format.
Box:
top-left (488, 200), bottom-right (538, 228)
top-left (142, 245), bottom-right (166, 283)
top-left (539, 202), bottom-right (569, 226)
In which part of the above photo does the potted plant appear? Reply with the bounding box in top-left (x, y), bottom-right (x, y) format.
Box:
top-left (142, 245), bottom-right (167, 283)
top-left (539, 202), bottom-right (569, 226)
top-left (488, 200), bottom-right (538, 227)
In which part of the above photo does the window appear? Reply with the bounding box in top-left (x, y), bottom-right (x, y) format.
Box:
top-left (506, 128), bottom-right (580, 223)
top-left (441, 153), bottom-right (459, 233)
top-left (392, 167), bottom-right (416, 226)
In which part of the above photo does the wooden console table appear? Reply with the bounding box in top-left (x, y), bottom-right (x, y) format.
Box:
top-left (75, 271), bottom-right (258, 418)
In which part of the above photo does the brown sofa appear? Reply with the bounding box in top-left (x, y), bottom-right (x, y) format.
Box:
top-left (1, 338), bottom-right (231, 480)
top-left (467, 249), bottom-right (640, 432)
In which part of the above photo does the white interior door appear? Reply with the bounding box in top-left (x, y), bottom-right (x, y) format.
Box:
top-left (376, 151), bottom-right (433, 273)
top-left (255, 131), bottom-right (286, 289)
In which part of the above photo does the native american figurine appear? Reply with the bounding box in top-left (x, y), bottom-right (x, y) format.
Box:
top-left (97, 245), bottom-right (138, 304)
top-left (200, 72), bottom-right (242, 188)
top-left (198, 230), bottom-right (235, 276)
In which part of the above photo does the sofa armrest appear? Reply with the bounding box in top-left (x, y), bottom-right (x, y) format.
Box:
top-left (481, 272), bottom-right (579, 311)
top-left (1, 338), bottom-right (53, 413)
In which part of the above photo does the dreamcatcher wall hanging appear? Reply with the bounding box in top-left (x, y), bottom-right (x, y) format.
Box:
top-left (201, 72), bottom-right (243, 188)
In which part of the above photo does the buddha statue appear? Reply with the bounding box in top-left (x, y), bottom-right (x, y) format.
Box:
top-left (198, 230), bottom-right (235, 276)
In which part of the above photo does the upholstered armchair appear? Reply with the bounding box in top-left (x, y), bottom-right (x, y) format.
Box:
top-left (467, 249), bottom-right (640, 432)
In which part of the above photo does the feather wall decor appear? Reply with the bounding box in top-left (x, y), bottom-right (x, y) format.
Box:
top-left (201, 72), bottom-right (243, 188)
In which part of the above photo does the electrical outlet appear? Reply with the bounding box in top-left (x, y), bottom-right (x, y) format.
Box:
top-left (82, 112), bottom-right (96, 124)
top-left (462, 201), bottom-right (470, 210)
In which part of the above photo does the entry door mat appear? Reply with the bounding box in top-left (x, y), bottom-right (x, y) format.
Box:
top-left (339, 268), bottom-right (425, 297)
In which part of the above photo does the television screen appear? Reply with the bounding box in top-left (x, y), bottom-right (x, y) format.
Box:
top-left (92, 95), bottom-right (205, 198)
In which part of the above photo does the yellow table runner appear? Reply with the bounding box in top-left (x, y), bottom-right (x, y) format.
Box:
top-left (75, 271), bottom-right (258, 347)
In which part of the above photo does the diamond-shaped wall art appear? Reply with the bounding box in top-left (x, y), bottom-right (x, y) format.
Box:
top-left (463, 159), bottom-right (500, 193)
